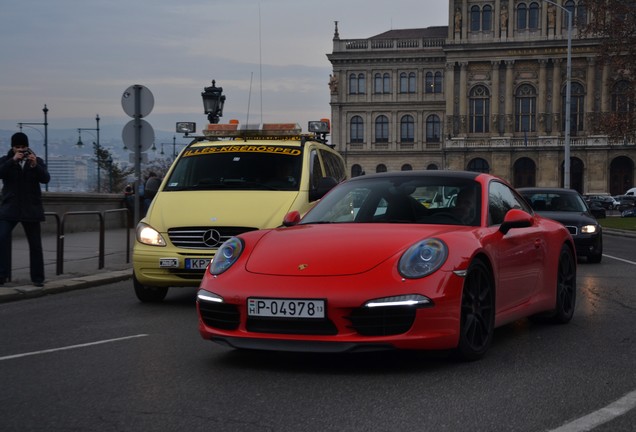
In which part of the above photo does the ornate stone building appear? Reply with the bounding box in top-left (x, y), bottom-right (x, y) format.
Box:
top-left (327, 0), bottom-right (636, 195)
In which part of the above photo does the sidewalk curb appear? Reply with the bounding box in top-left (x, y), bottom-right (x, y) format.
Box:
top-left (0, 269), bottom-right (132, 303)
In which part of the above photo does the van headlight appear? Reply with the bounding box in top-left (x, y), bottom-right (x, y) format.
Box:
top-left (136, 223), bottom-right (166, 246)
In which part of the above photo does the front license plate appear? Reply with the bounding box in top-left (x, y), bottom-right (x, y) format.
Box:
top-left (159, 258), bottom-right (178, 268)
top-left (185, 258), bottom-right (210, 269)
top-left (248, 298), bottom-right (325, 319)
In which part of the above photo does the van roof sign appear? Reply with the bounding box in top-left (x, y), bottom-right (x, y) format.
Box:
top-left (203, 122), bottom-right (302, 138)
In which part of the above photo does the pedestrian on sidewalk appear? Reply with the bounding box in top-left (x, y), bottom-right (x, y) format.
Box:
top-left (0, 132), bottom-right (51, 287)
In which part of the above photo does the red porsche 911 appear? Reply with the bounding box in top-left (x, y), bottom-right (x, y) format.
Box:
top-left (197, 171), bottom-right (576, 360)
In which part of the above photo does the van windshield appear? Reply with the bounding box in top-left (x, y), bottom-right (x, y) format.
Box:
top-left (164, 144), bottom-right (303, 191)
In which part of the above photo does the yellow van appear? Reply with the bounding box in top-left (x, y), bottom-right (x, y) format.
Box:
top-left (132, 121), bottom-right (346, 302)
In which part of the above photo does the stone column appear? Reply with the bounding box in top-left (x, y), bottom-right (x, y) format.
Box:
top-left (538, 59), bottom-right (548, 135)
top-left (601, 63), bottom-right (610, 113)
top-left (552, 59), bottom-right (562, 133)
top-left (491, 60), bottom-right (500, 134)
top-left (586, 57), bottom-right (596, 133)
top-left (459, 62), bottom-right (468, 135)
top-left (445, 62), bottom-right (456, 137)
top-left (504, 60), bottom-right (515, 135)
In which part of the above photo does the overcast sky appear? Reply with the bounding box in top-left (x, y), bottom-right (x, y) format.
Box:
top-left (1, 0), bottom-right (448, 137)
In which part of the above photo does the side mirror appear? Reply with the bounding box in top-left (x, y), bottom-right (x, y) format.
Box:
top-left (309, 176), bottom-right (338, 202)
top-left (282, 210), bottom-right (301, 227)
top-left (499, 209), bottom-right (533, 235)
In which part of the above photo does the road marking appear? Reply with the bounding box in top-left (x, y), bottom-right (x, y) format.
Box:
top-left (548, 389), bottom-right (636, 432)
top-left (603, 254), bottom-right (636, 266)
top-left (0, 334), bottom-right (149, 361)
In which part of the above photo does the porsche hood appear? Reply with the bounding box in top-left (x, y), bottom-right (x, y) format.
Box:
top-left (244, 224), bottom-right (453, 276)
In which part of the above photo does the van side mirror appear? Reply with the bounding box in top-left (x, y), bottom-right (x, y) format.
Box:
top-left (309, 176), bottom-right (338, 202)
top-left (499, 209), bottom-right (533, 235)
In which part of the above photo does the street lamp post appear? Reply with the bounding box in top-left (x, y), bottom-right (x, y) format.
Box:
top-left (17, 104), bottom-right (49, 191)
top-left (76, 114), bottom-right (101, 192)
top-left (544, 0), bottom-right (572, 189)
top-left (201, 80), bottom-right (226, 124)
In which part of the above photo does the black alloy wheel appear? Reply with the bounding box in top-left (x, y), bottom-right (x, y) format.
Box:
top-left (552, 244), bottom-right (577, 323)
top-left (456, 259), bottom-right (495, 361)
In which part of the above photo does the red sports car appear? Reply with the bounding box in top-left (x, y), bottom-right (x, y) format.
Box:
top-left (197, 171), bottom-right (576, 360)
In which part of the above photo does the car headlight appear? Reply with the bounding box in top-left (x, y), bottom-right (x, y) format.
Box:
top-left (209, 237), bottom-right (243, 275)
top-left (398, 238), bottom-right (448, 279)
top-left (136, 223), bottom-right (166, 246)
top-left (581, 224), bottom-right (598, 234)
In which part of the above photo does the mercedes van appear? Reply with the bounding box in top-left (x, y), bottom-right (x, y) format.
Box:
top-left (132, 121), bottom-right (346, 302)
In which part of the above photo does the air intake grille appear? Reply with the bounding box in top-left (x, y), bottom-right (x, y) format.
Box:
top-left (199, 302), bottom-right (240, 330)
top-left (346, 306), bottom-right (416, 336)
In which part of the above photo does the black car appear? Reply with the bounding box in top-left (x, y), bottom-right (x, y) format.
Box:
top-left (519, 187), bottom-right (603, 263)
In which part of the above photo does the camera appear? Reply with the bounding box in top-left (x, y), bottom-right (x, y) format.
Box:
top-left (19, 149), bottom-right (32, 157)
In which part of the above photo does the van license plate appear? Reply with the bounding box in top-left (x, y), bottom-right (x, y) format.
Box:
top-left (247, 298), bottom-right (325, 318)
top-left (159, 258), bottom-right (178, 268)
top-left (185, 258), bottom-right (210, 269)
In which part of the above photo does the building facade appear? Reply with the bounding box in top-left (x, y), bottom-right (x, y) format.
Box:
top-left (327, 0), bottom-right (636, 195)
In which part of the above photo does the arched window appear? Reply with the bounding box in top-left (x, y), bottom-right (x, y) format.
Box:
top-left (349, 73), bottom-right (366, 94)
top-left (515, 84), bottom-right (537, 133)
top-left (562, 82), bottom-right (585, 136)
top-left (409, 72), bottom-right (416, 93)
top-left (513, 157), bottom-right (536, 188)
top-left (400, 72), bottom-right (408, 93)
top-left (349, 73), bottom-right (357, 94)
top-left (469, 85), bottom-right (490, 133)
top-left (611, 80), bottom-right (632, 113)
top-left (427, 163), bottom-right (439, 170)
top-left (401, 164), bottom-right (413, 171)
top-left (357, 73), bottom-right (366, 94)
top-left (470, 5), bottom-right (481, 31)
top-left (383, 73), bottom-right (390, 93)
top-left (376, 164), bottom-right (387, 173)
top-left (517, 3), bottom-right (528, 30)
top-left (483, 5), bottom-right (493, 31)
top-left (374, 73), bottom-right (390, 94)
top-left (425, 72), bottom-right (434, 94)
top-left (400, 72), bottom-right (416, 93)
top-left (434, 71), bottom-right (443, 93)
top-left (350, 115), bottom-right (364, 143)
top-left (375, 115), bottom-right (389, 143)
top-left (467, 158), bottom-right (490, 173)
top-left (576, 1), bottom-right (587, 26)
top-left (351, 164), bottom-right (363, 178)
top-left (374, 73), bottom-right (383, 94)
top-left (400, 115), bottom-right (415, 142)
top-left (528, 2), bottom-right (540, 29)
top-left (425, 72), bottom-right (443, 94)
top-left (426, 114), bottom-right (441, 142)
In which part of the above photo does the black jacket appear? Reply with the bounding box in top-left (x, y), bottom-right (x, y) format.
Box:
top-left (0, 149), bottom-right (51, 222)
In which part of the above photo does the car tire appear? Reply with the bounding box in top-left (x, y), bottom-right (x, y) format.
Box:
top-left (552, 244), bottom-right (577, 323)
top-left (587, 237), bottom-right (603, 264)
top-left (455, 258), bottom-right (495, 361)
top-left (133, 273), bottom-right (169, 302)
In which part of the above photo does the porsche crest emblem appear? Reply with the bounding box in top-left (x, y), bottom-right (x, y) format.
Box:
top-left (298, 264), bottom-right (309, 270)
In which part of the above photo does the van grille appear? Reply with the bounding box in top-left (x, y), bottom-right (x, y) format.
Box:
top-left (168, 226), bottom-right (257, 249)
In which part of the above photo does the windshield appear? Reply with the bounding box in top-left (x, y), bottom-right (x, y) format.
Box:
top-left (522, 191), bottom-right (588, 213)
top-left (164, 144), bottom-right (303, 191)
top-left (301, 175), bottom-right (482, 226)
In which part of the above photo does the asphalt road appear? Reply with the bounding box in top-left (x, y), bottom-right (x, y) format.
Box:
top-left (0, 234), bottom-right (635, 432)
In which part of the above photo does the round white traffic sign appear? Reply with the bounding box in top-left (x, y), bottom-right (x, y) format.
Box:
top-left (122, 119), bottom-right (155, 152)
top-left (121, 84), bottom-right (154, 118)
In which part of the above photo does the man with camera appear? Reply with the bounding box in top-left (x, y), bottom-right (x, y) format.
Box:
top-left (0, 132), bottom-right (50, 286)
